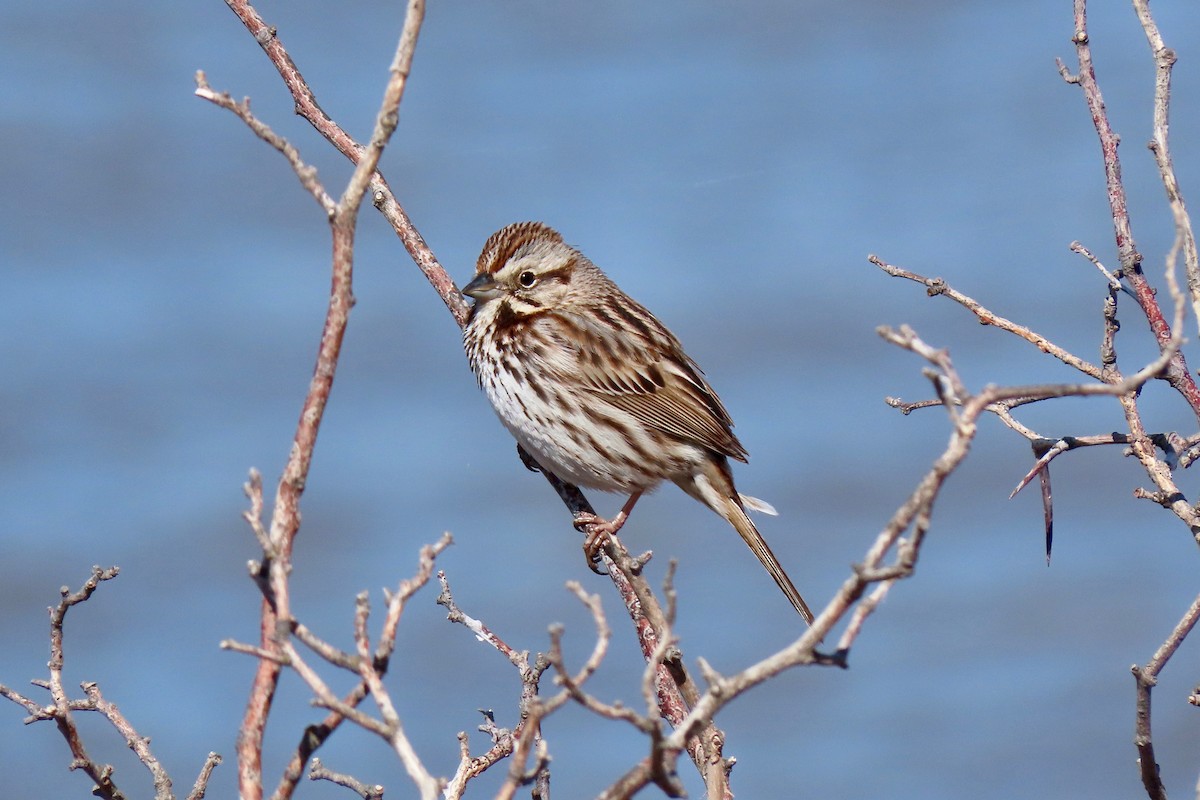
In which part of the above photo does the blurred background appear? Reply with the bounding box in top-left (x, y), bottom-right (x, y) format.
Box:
top-left (4, 1), bottom-right (1200, 797)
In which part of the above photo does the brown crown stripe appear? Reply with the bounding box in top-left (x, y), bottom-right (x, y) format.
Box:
top-left (478, 221), bottom-right (563, 275)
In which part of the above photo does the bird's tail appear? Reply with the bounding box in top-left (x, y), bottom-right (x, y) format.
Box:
top-left (724, 499), bottom-right (814, 625)
top-left (738, 493), bottom-right (777, 516)
top-left (677, 462), bottom-right (814, 625)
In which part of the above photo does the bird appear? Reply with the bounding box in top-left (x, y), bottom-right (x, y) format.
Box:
top-left (462, 221), bottom-right (813, 624)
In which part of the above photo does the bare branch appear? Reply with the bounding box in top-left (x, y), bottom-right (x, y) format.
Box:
top-left (309, 758), bottom-right (384, 800)
top-left (45, 567), bottom-right (128, 800)
top-left (186, 753), bottom-right (223, 800)
top-left (1058, 0), bottom-right (1200, 421)
top-left (1070, 240), bottom-right (1126, 291)
top-left (445, 716), bottom-right (520, 800)
top-left (345, 593), bottom-right (444, 798)
top-left (201, 3), bottom-right (433, 796)
top-left (1132, 0), bottom-right (1200, 329)
top-left (3, 567), bottom-right (224, 799)
top-left (218, 0), bottom-right (468, 327)
top-left (438, 576), bottom-right (551, 799)
top-left (241, 469), bottom-right (272, 557)
top-left (336, 0), bottom-right (425, 221)
top-left (83, 682), bottom-right (174, 799)
top-left (437, 570), bottom-right (529, 670)
top-left (193, 72), bottom-right (334, 215)
top-left (870, 255), bottom-right (1103, 378)
top-left (1132, 592), bottom-right (1200, 800)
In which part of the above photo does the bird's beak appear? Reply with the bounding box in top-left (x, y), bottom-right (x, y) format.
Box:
top-left (463, 272), bottom-right (500, 301)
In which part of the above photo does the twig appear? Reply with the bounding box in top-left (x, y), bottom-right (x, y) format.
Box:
top-left (270, 683), bottom-right (370, 800)
top-left (46, 567), bottom-right (128, 800)
top-left (335, 0), bottom-right (426, 221)
top-left (350, 592), bottom-right (445, 799)
top-left (193, 73), bottom-right (334, 215)
top-left (309, 758), bottom-right (384, 800)
top-left (220, 0), bottom-right (468, 327)
top-left (1131, 592), bottom-right (1200, 800)
top-left (186, 753), bottom-right (223, 800)
top-left (870, 255), bottom-right (1103, 379)
top-left (438, 574), bottom-right (561, 800)
top-left (269, 535), bottom-right (450, 800)
top-left (219, 639), bottom-right (290, 665)
top-left (1071, 240), bottom-right (1126, 292)
top-left (241, 469), bottom-right (273, 557)
top-left (445, 716), bottom-right (520, 800)
top-left (437, 571), bottom-right (528, 669)
top-left (83, 682), bottom-right (174, 799)
top-left (2, 567), bottom-right (223, 799)
top-left (1132, 0), bottom-right (1200, 331)
top-left (545, 585), bottom-right (652, 731)
top-left (438, 576), bottom-right (550, 799)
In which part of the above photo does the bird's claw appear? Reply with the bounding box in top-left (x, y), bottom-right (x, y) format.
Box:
top-left (574, 513), bottom-right (616, 574)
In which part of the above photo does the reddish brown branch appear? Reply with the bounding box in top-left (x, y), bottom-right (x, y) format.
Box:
top-left (516, 444), bottom-right (726, 793)
top-left (205, 3), bottom-right (431, 797)
top-left (1057, 0), bottom-right (1200, 421)
top-left (1132, 0), bottom-right (1200, 333)
top-left (211, 2), bottom-right (730, 792)
top-left (221, 0), bottom-right (468, 327)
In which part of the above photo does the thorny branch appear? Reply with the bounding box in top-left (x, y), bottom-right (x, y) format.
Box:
top-left (209, 0), bottom-right (1198, 795)
top-left (659, 311), bottom-right (1180, 758)
top-left (5, 2), bottom-right (1178, 800)
top-left (873, 3), bottom-right (1199, 798)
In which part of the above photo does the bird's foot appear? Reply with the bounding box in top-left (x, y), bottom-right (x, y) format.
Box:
top-left (573, 512), bottom-right (628, 574)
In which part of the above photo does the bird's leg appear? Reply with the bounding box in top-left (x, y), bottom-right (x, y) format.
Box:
top-left (517, 443), bottom-right (544, 473)
top-left (575, 491), bottom-right (643, 570)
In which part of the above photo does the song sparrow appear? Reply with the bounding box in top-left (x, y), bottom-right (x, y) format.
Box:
top-left (462, 222), bottom-right (813, 624)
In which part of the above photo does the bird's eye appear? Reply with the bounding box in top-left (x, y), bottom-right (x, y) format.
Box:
top-left (518, 271), bottom-right (537, 288)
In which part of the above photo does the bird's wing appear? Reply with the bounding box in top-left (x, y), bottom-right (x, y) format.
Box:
top-left (538, 306), bottom-right (748, 462)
